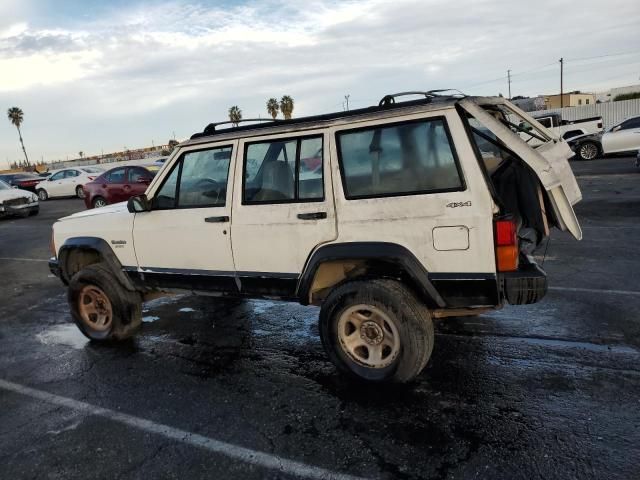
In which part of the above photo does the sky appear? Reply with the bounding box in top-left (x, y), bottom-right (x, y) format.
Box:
top-left (0, 0), bottom-right (639, 168)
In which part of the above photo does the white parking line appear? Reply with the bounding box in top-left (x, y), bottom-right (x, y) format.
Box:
top-left (0, 378), bottom-right (367, 480)
top-left (549, 286), bottom-right (640, 297)
top-left (0, 257), bottom-right (48, 262)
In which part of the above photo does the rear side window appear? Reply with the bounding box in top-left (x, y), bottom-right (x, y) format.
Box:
top-left (243, 136), bottom-right (324, 204)
top-left (336, 118), bottom-right (463, 199)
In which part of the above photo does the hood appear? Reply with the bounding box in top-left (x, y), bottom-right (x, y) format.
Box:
top-left (58, 201), bottom-right (128, 221)
top-left (0, 188), bottom-right (36, 202)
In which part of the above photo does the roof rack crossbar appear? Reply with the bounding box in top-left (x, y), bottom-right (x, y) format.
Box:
top-left (202, 118), bottom-right (281, 135)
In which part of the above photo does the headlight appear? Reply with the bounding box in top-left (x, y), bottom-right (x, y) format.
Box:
top-left (32, 194), bottom-right (38, 202)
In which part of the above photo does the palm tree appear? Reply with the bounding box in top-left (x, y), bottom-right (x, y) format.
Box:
top-left (78, 151), bottom-right (84, 159)
top-left (7, 107), bottom-right (30, 166)
top-left (266, 98), bottom-right (279, 119)
top-left (228, 106), bottom-right (242, 126)
top-left (279, 95), bottom-right (294, 120)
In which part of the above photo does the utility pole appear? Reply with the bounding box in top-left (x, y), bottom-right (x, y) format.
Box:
top-left (559, 57), bottom-right (564, 108)
top-left (344, 94), bottom-right (350, 111)
top-left (507, 70), bottom-right (512, 100)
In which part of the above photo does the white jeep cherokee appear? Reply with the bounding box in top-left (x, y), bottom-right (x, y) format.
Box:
top-left (49, 92), bottom-right (582, 383)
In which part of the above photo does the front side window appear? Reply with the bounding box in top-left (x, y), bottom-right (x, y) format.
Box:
top-left (243, 136), bottom-right (324, 204)
top-left (337, 119), bottom-right (463, 199)
top-left (107, 168), bottom-right (127, 183)
top-left (154, 146), bottom-right (232, 209)
top-left (50, 172), bottom-right (65, 181)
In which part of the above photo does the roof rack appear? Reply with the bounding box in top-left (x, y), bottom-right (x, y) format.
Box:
top-left (201, 118), bottom-right (281, 136)
top-left (190, 90), bottom-right (467, 140)
top-left (378, 89), bottom-right (466, 106)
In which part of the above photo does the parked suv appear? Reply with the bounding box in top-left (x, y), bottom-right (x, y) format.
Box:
top-left (49, 93), bottom-right (582, 383)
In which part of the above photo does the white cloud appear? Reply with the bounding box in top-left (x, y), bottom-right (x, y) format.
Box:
top-left (0, 0), bottom-right (639, 166)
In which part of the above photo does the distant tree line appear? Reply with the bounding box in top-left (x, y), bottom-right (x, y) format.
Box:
top-left (613, 92), bottom-right (640, 101)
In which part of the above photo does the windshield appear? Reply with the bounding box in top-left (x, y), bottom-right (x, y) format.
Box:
top-left (0, 180), bottom-right (10, 190)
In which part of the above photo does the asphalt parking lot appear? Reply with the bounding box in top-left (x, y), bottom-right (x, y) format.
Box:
top-left (1, 157), bottom-right (639, 480)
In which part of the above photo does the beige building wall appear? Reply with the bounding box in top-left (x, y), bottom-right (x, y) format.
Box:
top-left (544, 93), bottom-right (596, 109)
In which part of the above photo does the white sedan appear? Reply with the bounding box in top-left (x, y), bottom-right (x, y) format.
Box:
top-left (0, 179), bottom-right (39, 217)
top-left (601, 115), bottom-right (640, 155)
top-left (36, 166), bottom-right (103, 201)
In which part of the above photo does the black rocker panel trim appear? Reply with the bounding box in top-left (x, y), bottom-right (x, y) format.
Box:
top-left (57, 237), bottom-right (136, 291)
top-left (297, 242), bottom-right (446, 307)
top-left (123, 267), bottom-right (299, 299)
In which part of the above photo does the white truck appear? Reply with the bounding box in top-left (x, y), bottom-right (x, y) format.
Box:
top-left (49, 92), bottom-right (582, 384)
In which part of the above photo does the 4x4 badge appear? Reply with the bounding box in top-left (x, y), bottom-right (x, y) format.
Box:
top-left (446, 201), bottom-right (472, 208)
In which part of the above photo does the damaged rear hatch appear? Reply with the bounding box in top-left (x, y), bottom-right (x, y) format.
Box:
top-left (459, 97), bottom-right (582, 240)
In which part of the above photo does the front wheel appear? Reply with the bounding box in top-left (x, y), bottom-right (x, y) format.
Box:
top-left (577, 141), bottom-right (599, 161)
top-left (68, 263), bottom-right (142, 341)
top-left (37, 189), bottom-right (48, 201)
top-left (319, 279), bottom-right (434, 383)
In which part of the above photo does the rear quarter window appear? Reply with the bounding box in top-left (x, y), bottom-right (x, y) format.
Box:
top-left (336, 117), bottom-right (464, 199)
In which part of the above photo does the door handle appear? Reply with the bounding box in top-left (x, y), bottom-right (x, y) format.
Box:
top-left (204, 215), bottom-right (229, 223)
top-left (297, 212), bottom-right (327, 220)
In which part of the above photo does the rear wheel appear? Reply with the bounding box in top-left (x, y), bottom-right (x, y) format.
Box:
top-left (92, 196), bottom-right (107, 208)
top-left (37, 189), bottom-right (48, 201)
top-left (577, 141), bottom-right (599, 160)
top-left (320, 279), bottom-right (434, 383)
top-left (76, 186), bottom-right (85, 198)
top-left (68, 263), bottom-right (142, 341)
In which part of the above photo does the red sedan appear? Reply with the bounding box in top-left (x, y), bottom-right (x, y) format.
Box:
top-left (83, 165), bottom-right (159, 209)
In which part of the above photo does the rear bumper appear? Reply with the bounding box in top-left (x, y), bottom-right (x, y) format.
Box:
top-left (500, 262), bottom-right (547, 305)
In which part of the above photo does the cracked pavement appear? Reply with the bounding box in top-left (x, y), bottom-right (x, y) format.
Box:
top-left (0, 157), bottom-right (639, 479)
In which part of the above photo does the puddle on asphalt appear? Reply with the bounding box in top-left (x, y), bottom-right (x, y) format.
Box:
top-left (142, 316), bottom-right (160, 323)
top-left (178, 307), bottom-right (195, 313)
top-left (36, 324), bottom-right (88, 349)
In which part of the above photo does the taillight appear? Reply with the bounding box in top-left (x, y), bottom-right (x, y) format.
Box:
top-left (88, 176), bottom-right (95, 180)
top-left (495, 219), bottom-right (518, 272)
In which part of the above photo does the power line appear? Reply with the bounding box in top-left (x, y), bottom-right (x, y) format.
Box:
top-left (566, 50), bottom-right (640, 63)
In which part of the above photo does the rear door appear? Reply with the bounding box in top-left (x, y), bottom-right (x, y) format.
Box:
top-left (460, 98), bottom-right (582, 240)
top-left (231, 130), bottom-right (336, 294)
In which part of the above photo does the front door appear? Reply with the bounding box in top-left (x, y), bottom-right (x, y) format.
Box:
top-left (132, 141), bottom-right (237, 291)
top-left (231, 131), bottom-right (337, 296)
top-left (602, 117), bottom-right (640, 154)
top-left (104, 167), bottom-right (127, 204)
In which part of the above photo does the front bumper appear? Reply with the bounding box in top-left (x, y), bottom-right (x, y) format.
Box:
top-left (500, 262), bottom-right (547, 305)
top-left (0, 200), bottom-right (38, 216)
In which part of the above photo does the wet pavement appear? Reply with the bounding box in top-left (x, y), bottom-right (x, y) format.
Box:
top-left (1, 157), bottom-right (639, 479)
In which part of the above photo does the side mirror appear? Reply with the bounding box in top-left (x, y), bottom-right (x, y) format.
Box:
top-left (612, 125), bottom-right (621, 132)
top-left (12, 185), bottom-right (18, 189)
top-left (136, 177), bottom-right (151, 185)
top-left (127, 194), bottom-right (151, 213)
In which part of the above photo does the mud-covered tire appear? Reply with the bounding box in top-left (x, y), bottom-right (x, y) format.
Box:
top-left (68, 263), bottom-right (142, 341)
top-left (319, 279), bottom-right (434, 383)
